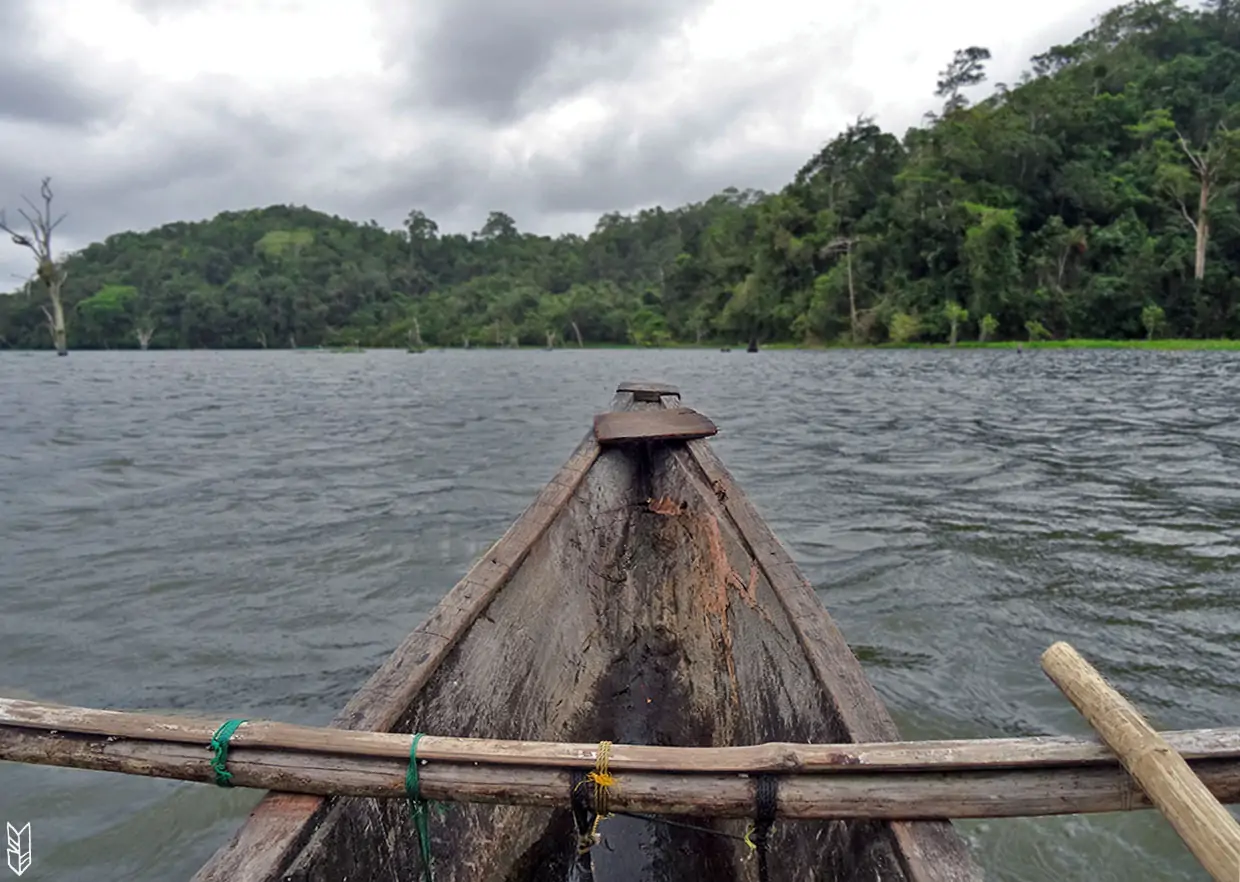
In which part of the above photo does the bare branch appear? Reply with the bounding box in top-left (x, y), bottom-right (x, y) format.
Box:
top-left (1178, 197), bottom-right (1198, 233)
top-left (0, 213), bottom-right (36, 255)
top-left (16, 209), bottom-right (45, 255)
top-left (1175, 129), bottom-right (1209, 176)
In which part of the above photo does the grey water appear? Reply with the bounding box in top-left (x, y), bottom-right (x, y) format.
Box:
top-left (2, 347), bottom-right (1239, 882)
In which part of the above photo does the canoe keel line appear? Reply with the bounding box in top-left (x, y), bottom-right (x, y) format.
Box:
top-left (2, 381), bottom-right (1234, 882)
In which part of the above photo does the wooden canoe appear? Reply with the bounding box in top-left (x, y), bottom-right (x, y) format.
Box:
top-left (192, 381), bottom-right (981, 882)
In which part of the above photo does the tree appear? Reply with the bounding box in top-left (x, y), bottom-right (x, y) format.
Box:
top-left (0, 178), bottom-right (70, 354)
top-left (1131, 109), bottom-right (1240, 280)
top-left (477, 211), bottom-right (518, 241)
top-left (76, 284), bottom-right (137, 347)
top-left (979, 314), bottom-right (999, 342)
top-left (1141, 303), bottom-right (1165, 340)
top-left (888, 311), bottom-right (921, 343)
top-left (935, 47), bottom-right (992, 114)
top-left (962, 204), bottom-right (1022, 331)
top-left (136, 321), bottom-right (156, 350)
top-left (944, 301), bottom-right (969, 346)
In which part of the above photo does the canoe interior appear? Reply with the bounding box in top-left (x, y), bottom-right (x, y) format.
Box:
top-left (195, 391), bottom-right (979, 882)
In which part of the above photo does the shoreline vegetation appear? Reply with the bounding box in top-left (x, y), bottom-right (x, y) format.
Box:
top-left (3, 1), bottom-right (1240, 355)
top-left (5, 338), bottom-right (1238, 353)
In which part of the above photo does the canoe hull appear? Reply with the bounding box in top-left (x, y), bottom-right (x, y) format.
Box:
top-left (194, 387), bottom-right (980, 882)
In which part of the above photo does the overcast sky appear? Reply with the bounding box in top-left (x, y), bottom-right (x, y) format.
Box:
top-left (0, 0), bottom-right (1125, 286)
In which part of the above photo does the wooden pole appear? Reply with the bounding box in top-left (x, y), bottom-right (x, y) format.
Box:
top-left (4, 697), bottom-right (1240, 774)
top-left (4, 697), bottom-right (1240, 820)
top-left (5, 724), bottom-right (1240, 820)
top-left (1042, 641), bottom-right (1240, 882)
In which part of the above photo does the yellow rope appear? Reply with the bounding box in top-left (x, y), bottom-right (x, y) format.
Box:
top-left (743, 823), bottom-right (758, 851)
top-left (576, 740), bottom-right (616, 852)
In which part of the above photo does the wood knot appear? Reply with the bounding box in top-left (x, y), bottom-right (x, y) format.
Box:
top-left (777, 750), bottom-right (803, 771)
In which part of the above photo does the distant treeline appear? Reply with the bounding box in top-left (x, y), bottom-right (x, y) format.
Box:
top-left (2, 0), bottom-right (1239, 351)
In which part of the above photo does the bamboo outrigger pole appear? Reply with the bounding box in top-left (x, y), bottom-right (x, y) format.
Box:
top-left (4, 695), bottom-right (1240, 821)
top-left (1042, 641), bottom-right (1240, 882)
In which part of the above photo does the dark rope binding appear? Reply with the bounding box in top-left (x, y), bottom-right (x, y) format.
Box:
top-left (747, 774), bottom-right (778, 882)
top-left (569, 769), bottom-right (597, 880)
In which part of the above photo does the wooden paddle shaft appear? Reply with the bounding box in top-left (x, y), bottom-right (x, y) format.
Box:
top-left (1042, 641), bottom-right (1240, 882)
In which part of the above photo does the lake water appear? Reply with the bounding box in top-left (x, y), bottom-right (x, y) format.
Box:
top-left (2, 347), bottom-right (1238, 881)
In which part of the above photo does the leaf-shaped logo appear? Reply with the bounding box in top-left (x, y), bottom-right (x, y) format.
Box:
top-left (6, 822), bottom-right (31, 877)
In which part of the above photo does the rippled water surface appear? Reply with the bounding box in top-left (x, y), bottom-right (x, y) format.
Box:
top-left (2, 348), bottom-right (1239, 881)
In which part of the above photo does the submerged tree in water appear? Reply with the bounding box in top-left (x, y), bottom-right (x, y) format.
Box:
top-left (0, 178), bottom-right (70, 355)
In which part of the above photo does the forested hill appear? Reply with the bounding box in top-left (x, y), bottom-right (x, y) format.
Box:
top-left (3, 0), bottom-right (1239, 351)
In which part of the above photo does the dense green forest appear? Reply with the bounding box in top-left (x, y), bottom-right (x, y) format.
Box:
top-left (2, 0), bottom-right (1239, 350)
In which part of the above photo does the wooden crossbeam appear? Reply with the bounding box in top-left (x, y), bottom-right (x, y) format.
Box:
top-left (594, 407), bottom-right (717, 444)
top-left (616, 381), bottom-right (680, 402)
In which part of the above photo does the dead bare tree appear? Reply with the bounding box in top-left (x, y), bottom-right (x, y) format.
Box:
top-left (570, 320), bottom-right (584, 347)
top-left (1170, 125), bottom-right (1235, 281)
top-left (135, 322), bottom-right (155, 350)
top-left (406, 319), bottom-right (425, 352)
top-left (0, 178), bottom-right (70, 355)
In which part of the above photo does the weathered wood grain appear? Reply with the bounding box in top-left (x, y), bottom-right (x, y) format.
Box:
top-left (7, 726), bottom-right (1240, 819)
top-left (594, 407), bottom-right (717, 444)
top-left (190, 412), bottom-right (606, 882)
top-left (682, 433), bottom-right (984, 882)
top-left (279, 424), bottom-right (646, 882)
top-left (1043, 641), bottom-right (1240, 882)
top-left (6, 696), bottom-right (1240, 772)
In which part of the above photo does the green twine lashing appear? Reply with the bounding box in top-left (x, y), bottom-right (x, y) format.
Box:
top-left (407, 732), bottom-right (434, 882)
top-left (209, 719), bottom-right (247, 787)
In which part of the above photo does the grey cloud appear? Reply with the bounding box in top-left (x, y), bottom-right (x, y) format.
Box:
top-left (383, 0), bottom-right (711, 122)
top-left (62, 107), bottom-right (320, 238)
top-left (0, 89), bottom-right (317, 288)
top-left (0, 2), bottom-right (125, 126)
top-left (353, 34), bottom-right (842, 238)
top-left (528, 101), bottom-right (795, 216)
